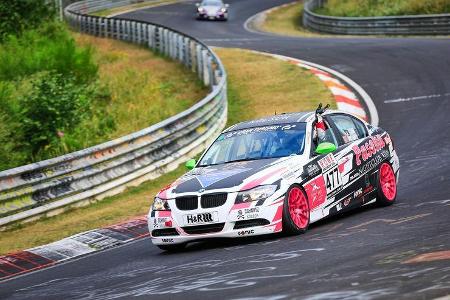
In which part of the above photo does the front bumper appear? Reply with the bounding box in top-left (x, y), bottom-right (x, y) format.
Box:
top-left (148, 195), bottom-right (284, 245)
top-left (197, 13), bottom-right (227, 20)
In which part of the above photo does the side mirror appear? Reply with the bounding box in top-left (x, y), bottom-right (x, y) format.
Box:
top-left (185, 159), bottom-right (196, 170)
top-left (196, 3), bottom-right (200, 7)
top-left (225, 4), bottom-right (229, 8)
top-left (315, 142), bottom-right (337, 155)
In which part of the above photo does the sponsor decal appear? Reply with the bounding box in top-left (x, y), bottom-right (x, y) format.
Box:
top-left (184, 212), bottom-right (218, 225)
top-left (304, 176), bottom-right (326, 210)
top-left (359, 151), bottom-right (389, 175)
top-left (237, 208), bottom-right (260, 220)
top-left (317, 154), bottom-right (337, 171)
top-left (325, 167), bottom-right (342, 194)
top-left (363, 185), bottom-right (374, 195)
top-left (353, 135), bottom-right (386, 166)
top-left (238, 229), bottom-right (255, 236)
top-left (353, 188), bottom-right (363, 198)
top-left (244, 207), bottom-right (260, 214)
top-left (224, 124), bottom-right (296, 139)
top-left (343, 196), bottom-right (352, 207)
top-left (349, 171), bottom-right (360, 182)
top-left (161, 238), bottom-right (174, 243)
top-left (304, 163), bottom-right (321, 177)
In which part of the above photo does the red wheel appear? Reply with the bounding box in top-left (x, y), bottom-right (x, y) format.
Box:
top-left (283, 185), bottom-right (310, 234)
top-left (377, 162), bottom-right (397, 206)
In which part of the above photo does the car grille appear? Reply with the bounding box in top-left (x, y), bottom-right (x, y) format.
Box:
top-left (175, 196), bottom-right (198, 210)
top-left (182, 223), bottom-right (225, 235)
top-left (201, 193), bottom-right (227, 208)
top-left (233, 219), bottom-right (270, 229)
top-left (152, 228), bottom-right (179, 237)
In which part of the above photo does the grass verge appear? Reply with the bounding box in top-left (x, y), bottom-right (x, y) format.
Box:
top-left (315, 0), bottom-right (450, 17)
top-left (259, 1), bottom-right (450, 38)
top-left (0, 48), bottom-right (334, 255)
top-left (73, 33), bottom-right (207, 139)
top-left (259, 1), bottom-right (317, 37)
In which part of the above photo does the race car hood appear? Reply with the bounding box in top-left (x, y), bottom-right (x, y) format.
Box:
top-left (158, 156), bottom-right (308, 198)
top-left (200, 5), bottom-right (222, 15)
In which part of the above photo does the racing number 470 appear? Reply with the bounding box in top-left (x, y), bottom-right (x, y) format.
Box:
top-left (325, 168), bottom-right (341, 193)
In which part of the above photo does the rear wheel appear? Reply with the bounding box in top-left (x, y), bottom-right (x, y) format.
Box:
top-left (282, 185), bottom-right (310, 235)
top-left (157, 243), bottom-right (186, 252)
top-left (376, 162), bottom-right (397, 206)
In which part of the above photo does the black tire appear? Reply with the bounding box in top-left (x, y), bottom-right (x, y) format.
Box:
top-left (282, 185), bottom-right (310, 235)
top-left (376, 162), bottom-right (397, 206)
top-left (157, 243), bottom-right (186, 252)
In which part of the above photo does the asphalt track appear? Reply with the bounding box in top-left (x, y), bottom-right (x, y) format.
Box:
top-left (2, 1), bottom-right (450, 299)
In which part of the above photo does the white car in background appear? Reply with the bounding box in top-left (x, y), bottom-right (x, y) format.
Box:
top-left (196, 0), bottom-right (229, 21)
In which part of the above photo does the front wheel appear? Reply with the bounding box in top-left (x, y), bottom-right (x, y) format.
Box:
top-left (157, 243), bottom-right (186, 252)
top-left (376, 162), bottom-right (397, 206)
top-left (282, 185), bottom-right (310, 235)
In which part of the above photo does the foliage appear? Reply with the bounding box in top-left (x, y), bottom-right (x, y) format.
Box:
top-left (0, 0), bottom-right (55, 41)
top-left (315, 0), bottom-right (450, 17)
top-left (0, 21), bottom-right (97, 84)
top-left (19, 72), bottom-right (92, 156)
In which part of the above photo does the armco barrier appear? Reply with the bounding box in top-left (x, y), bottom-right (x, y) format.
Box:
top-left (303, 0), bottom-right (450, 35)
top-left (0, 0), bottom-right (227, 227)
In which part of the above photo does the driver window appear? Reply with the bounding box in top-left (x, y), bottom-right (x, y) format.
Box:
top-left (329, 115), bottom-right (363, 144)
top-left (312, 119), bottom-right (338, 151)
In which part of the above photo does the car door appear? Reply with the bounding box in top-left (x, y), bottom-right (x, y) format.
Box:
top-left (307, 118), bottom-right (342, 205)
top-left (325, 113), bottom-right (371, 208)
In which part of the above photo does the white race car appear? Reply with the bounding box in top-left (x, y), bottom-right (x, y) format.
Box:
top-left (196, 0), bottom-right (229, 21)
top-left (148, 106), bottom-right (400, 251)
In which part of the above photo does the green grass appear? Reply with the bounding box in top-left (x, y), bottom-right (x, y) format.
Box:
top-left (74, 33), bottom-right (207, 140)
top-left (315, 0), bottom-right (450, 17)
top-left (260, 1), bottom-right (322, 37)
top-left (0, 27), bottom-right (207, 171)
top-left (259, 1), bottom-right (450, 38)
top-left (0, 48), bottom-right (334, 255)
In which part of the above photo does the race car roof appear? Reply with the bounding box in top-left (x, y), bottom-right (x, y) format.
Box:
top-left (224, 111), bottom-right (314, 132)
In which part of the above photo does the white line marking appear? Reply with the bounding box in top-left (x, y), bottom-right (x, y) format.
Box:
top-left (384, 93), bottom-right (450, 103)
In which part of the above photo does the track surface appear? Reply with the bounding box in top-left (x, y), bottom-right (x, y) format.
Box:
top-left (2, 1), bottom-right (450, 299)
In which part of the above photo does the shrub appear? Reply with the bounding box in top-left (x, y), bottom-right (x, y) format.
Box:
top-left (0, 0), bottom-right (55, 41)
top-left (0, 21), bottom-right (98, 84)
top-left (18, 71), bottom-right (93, 156)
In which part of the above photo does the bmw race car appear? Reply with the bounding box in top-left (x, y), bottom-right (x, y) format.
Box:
top-left (148, 105), bottom-right (400, 251)
top-left (196, 0), bottom-right (229, 21)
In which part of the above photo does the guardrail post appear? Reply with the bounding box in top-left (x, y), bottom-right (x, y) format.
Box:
top-left (148, 25), bottom-right (154, 49)
top-left (196, 45), bottom-right (203, 80)
top-left (202, 50), bottom-right (210, 86)
top-left (104, 18), bottom-right (109, 38)
top-left (178, 35), bottom-right (184, 64)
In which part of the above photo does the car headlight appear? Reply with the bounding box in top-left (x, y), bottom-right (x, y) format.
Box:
top-left (152, 197), bottom-right (171, 211)
top-left (220, 7), bottom-right (227, 13)
top-left (198, 7), bottom-right (205, 13)
top-left (238, 185), bottom-right (278, 202)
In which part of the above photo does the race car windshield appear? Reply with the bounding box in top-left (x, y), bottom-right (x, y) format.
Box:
top-left (198, 123), bottom-right (307, 167)
top-left (202, 0), bottom-right (222, 6)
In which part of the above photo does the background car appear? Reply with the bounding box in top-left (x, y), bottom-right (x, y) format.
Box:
top-left (148, 109), bottom-right (400, 251)
top-left (196, 0), bottom-right (229, 21)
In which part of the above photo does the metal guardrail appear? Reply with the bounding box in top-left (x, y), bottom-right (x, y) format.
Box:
top-left (0, 0), bottom-right (227, 227)
top-left (303, 0), bottom-right (450, 35)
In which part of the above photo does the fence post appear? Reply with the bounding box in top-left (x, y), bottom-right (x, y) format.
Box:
top-left (202, 50), bottom-right (210, 86)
